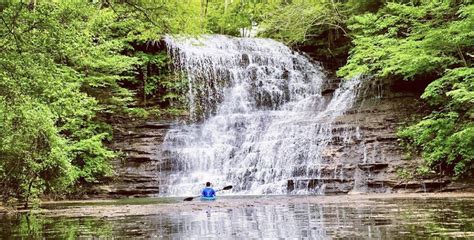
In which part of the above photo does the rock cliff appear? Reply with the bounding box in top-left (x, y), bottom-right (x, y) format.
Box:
top-left (90, 77), bottom-right (469, 198)
top-left (89, 119), bottom-right (174, 198)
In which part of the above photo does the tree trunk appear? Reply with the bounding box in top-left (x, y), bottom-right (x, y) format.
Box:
top-left (24, 178), bottom-right (35, 209)
top-left (28, 0), bottom-right (36, 11)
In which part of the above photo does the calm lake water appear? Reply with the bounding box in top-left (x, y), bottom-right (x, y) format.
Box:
top-left (1, 196), bottom-right (473, 239)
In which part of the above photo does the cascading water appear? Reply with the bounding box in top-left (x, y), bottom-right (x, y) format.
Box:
top-left (162, 35), bottom-right (361, 196)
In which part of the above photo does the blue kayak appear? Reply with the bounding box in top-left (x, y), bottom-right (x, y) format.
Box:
top-left (201, 196), bottom-right (216, 201)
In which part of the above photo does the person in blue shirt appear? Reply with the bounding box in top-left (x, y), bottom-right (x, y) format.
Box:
top-left (201, 182), bottom-right (216, 200)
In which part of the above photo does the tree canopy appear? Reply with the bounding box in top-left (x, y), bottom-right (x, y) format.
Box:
top-left (0, 0), bottom-right (203, 205)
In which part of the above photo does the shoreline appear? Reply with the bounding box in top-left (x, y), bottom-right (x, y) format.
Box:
top-left (7, 192), bottom-right (473, 218)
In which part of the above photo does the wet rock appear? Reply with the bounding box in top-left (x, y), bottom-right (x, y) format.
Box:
top-left (287, 180), bottom-right (295, 192)
top-left (393, 179), bottom-right (451, 192)
top-left (284, 82), bottom-right (465, 195)
top-left (358, 163), bottom-right (388, 171)
top-left (139, 122), bottom-right (173, 129)
top-left (241, 53), bottom-right (250, 66)
top-left (321, 88), bottom-right (335, 95)
top-left (321, 76), bottom-right (340, 96)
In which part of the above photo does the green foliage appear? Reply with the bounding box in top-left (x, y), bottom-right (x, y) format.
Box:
top-left (0, 99), bottom-right (73, 202)
top-left (338, 1), bottom-right (473, 79)
top-left (257, 0), bottom-right (385, 67)
top-left (259, 0), bottom-right (346, 45)
top-left (399, 113), bottom-right (473, 177)
top-left (0, 0), bottom-right (202, 204)
top-left (422, 67), bottom-right (474, 110)
top-left (205, 0), bottom-right (278, 36)
top-left (0, 1), bottom-right (123, 203)
top-left (398, 67), bottom-right (473, 178)
top-left (132, 51), bottom-right (188, 115)
top-left (134, 52), bottom-right (167, 101)
top-left (416, 165), bottom-right (431, 176)
top-left (396, 168), bottom-right (412, 180)
top-left (125, 107), bottom-right (149, 119)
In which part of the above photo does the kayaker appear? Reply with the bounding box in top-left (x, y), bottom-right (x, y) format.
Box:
top-left (201, 182), bottom-right (216, 200)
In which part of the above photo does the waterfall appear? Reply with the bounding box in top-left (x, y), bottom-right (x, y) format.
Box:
top-left (162, 35), bottom-right (361, 196)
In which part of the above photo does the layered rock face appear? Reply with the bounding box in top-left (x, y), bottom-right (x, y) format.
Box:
top-left (90, 120), bottom-right (173, 198)
top-left (93, 81), bottom-right (454, 198)
top-left (91, 36), bottom-right (463, 198)
top-left (291, 79), bottom-right (452, 195)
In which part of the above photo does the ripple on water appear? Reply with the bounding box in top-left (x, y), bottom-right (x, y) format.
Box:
top-left (1, 196), bottom-right (474, 239)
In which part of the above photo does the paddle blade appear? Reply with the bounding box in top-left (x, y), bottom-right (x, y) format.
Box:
top-left (222, 185), bottom-right (233, 190)
top-left (183, 197), bottom-right (194, 201)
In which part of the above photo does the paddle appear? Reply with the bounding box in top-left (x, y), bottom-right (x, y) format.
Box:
top-left (183, 185), bottom-right (233, 201)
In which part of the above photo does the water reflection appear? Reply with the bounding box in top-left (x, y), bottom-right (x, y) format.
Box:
top-left (0, 214), bottom-right (113, 239)
top-left (1, 197), bottom-right (473, 239)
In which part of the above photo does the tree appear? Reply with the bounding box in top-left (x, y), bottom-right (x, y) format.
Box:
top-left (338, 1), bottom-right (473, 177)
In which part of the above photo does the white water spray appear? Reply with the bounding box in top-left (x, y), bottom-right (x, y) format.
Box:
top-left (162, 35), bottom-right (361, 196)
